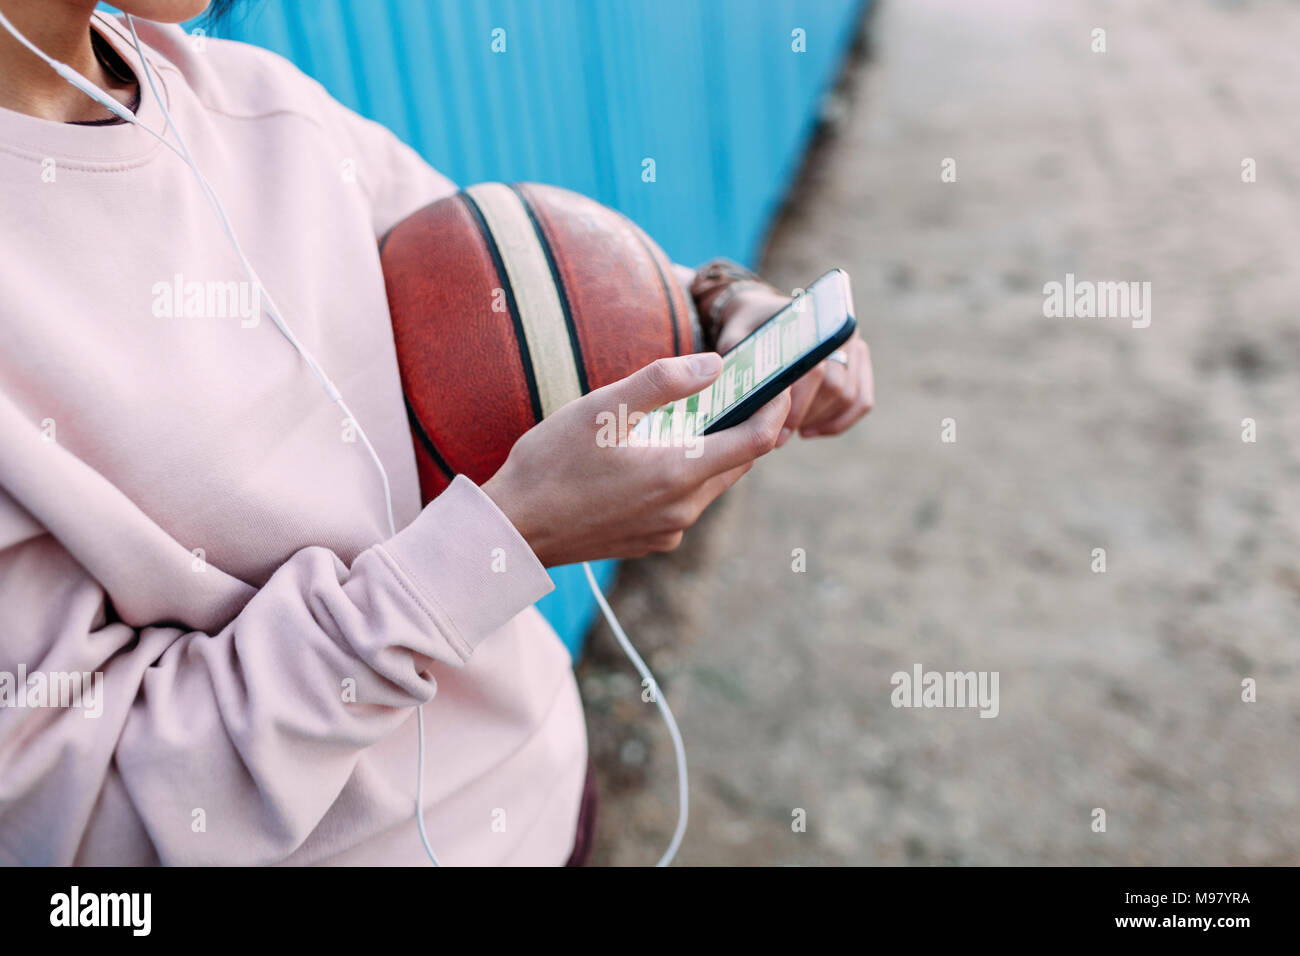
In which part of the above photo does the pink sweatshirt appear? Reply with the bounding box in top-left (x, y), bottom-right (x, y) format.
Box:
top-left (0, 13), bottom-right (587, 865)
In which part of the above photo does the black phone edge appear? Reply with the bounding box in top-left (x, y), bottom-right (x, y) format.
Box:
top-left (700, 314), bottom-right (857, 435)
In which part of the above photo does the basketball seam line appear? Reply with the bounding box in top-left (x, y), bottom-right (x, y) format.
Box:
top-left (459, 189), bottom-right (545, 423)
top-left (628, 222), bottom-right (682, 355)
top-left (404, 393), bottom-right (455, 482)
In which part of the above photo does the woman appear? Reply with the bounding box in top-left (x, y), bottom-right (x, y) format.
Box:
top-left (0, 0), bottom-right (873, 865)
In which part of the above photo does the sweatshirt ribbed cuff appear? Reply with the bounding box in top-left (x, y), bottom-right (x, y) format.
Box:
top-left (378, 475), bottom-right (554, 659)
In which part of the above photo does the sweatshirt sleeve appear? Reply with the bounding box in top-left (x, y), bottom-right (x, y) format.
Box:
top-left (0, 475), bottom-right (553, 866)
top-left (307, 77), bottom-right (459, 239)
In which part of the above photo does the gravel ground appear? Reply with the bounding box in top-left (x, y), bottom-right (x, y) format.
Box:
top-left (578, 0), bottom-right (1300, 866)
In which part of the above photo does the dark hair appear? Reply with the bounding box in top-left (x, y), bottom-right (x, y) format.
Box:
top-left (202, 0), bottom-right (246, 32)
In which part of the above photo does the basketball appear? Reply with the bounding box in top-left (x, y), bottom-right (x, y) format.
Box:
top-left (381, 182), bottom-right (701, 502)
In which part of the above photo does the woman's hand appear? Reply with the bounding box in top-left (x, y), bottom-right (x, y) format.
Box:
top-left (482, 353), bottom-right (790, 566)
top-left (714, 285), bottom-right (875, 447)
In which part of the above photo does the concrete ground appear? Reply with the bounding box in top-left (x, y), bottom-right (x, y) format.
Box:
top-left (577, 0), bottom-right (1300, 865)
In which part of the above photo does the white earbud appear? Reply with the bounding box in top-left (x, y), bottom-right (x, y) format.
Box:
top-left (0, 10), bottom-right (134, 123)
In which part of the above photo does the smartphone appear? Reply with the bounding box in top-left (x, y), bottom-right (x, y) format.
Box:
top-left (632, 268), bottom-right (856, 443)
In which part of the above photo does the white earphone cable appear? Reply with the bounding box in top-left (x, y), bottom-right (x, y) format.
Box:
top-left (118, 15), bottom-right (439, 867)
top-left (583, 562), bottom-right (688, 867)
top-left (122, 17), bottom-right (398, 539)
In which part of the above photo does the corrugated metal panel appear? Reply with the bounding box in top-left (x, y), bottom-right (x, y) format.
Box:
top-left (207, 0), bottom-right (865, 258)
top-left (163, 0), bottom-right (867, 655)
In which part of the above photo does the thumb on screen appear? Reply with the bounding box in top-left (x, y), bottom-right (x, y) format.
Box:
top-left (606, 353), bottom-right (722, 415)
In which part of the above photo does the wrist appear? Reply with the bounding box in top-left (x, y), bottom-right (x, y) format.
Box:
top-left (481, 465), bottom-right (550, 567)
top-left (711, 285), bottom-right (795, 352)
top-left (689, 258), bottom-right (785, 349)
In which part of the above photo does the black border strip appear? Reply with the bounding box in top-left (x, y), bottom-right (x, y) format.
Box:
top-left (627, 221), bottom-right (682, 355)
top-left (459, 189), bottom-right (545, 422)
top-left (404, 394), bottom-right (455, 482)
top-left (509, 183), bottom-right (591, 394)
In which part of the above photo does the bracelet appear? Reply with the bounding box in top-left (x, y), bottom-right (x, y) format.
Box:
top-left (708, 279), bottom-right (764, 328)
top-left (689, 258), bottom-right (777, 346)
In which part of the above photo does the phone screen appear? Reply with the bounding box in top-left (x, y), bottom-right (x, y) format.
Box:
top-left (632, 269), bottom-right (852, 442)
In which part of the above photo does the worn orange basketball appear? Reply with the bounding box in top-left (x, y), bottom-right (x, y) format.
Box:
top-left (381, 182), bottom-right (700, 502)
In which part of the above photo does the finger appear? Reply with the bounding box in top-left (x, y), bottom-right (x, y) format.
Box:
top-left (805, 387), bottom-right (869, 437)
top-left (600, 353), bottom-right (722, 416)
top-left (858, 338), bottom-right (875, 413)
top-left (804, 341), bottom-right (872, 437)
top-left (606, 535), bottom-right (683, 560)
top-left (653, 461), bottom-right (753, 539)
top-left (693, 460), bottom-right (754, 509)
top-left (779, 363), bottom-right (826, 445)
top-left (689, 387), bottom-right (791, 476)
top-left (801, 350), bottom-right (858, 432)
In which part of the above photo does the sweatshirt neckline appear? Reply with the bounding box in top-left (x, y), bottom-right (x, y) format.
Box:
top-left (0, 12), bottom-right (169, 166)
